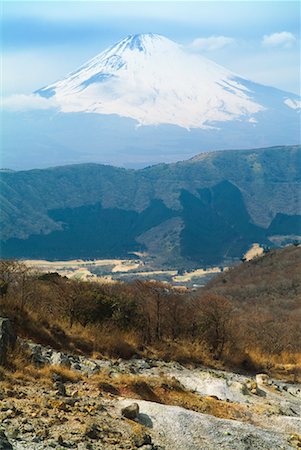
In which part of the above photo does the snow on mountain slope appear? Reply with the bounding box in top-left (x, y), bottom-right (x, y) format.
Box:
top-left (37, 33), bottom-right (268, 129)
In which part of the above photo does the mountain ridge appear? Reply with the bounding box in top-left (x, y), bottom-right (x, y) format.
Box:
top-left (5, 144), bottom-right (298, 173)
top-left (1, 145), bottom-right (300, 265)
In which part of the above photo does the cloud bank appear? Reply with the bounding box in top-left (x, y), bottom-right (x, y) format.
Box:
top-left (189, 36), bottom-right (236, 52)
top-left (2, 94), bottom-right (58, 112)
top-left (262, 31), bottom-right (296, 48)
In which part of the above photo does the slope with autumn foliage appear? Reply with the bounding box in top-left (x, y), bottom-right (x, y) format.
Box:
top-left (0, 245), bottom-right (300, 378)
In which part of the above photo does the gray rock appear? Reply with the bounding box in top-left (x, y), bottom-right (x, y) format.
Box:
top-left (54, 381), bottom-right (67, 397)
top-left (287, 386), bottom-right (301, 397)
top-left (246, 379), bottom-right (258, 394)
top-left (7, 427), bottom-right (19, 439)
top-left (0, 430), bottom-right (13, 450)
top-left (50, 352), bottom-right (71, 368)
top-left (138, 360), bottom-right (151, 370)
top-left (84, 423), bottom-right (100, 439)
top-left (256, 374), bottom-right (270, 385)
top-left (121, 402), bottom-right (139, 419)
top-left (29, 344), bottom-right (48, 367)
top-left (0, 318), bottom-right (16, 366)
top-left (23, 424), bottom-right (34, 433)
top-left (133, 432), bottom-right (152, 447)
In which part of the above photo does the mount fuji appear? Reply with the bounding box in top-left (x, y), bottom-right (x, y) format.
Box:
top-left (3, 33), bottom-right (300, 169)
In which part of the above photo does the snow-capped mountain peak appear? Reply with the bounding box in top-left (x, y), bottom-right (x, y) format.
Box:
top-left (36, 33), bottom-right (299, 129)
top-left (108, 33), bottom-right (179, 54)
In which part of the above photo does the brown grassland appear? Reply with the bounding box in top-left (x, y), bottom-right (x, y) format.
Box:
top-left (0, 245), bottom-right (300, 381)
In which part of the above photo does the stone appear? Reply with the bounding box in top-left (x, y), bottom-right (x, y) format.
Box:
top-left (50, 352), bottom-right (71, 368)
top-left (52, 373), bottom-right (63, 383)
top-left (71, 390), bottom-right (79, 398)
top-left (23, 424), bottom-right (34, 433)
top-left (5, 390), bottom-right (15, 398)
top-left (7, 427), bottom-right (19, 439)
top-left (256, 374), bottom-right (270, 385)
top-left (84, 423), bottom-right (100, 440)
top-left (129, 365), bottom-right (138, 374)
top-left (30, 345), bottom-right (47, 367)
top-left (81, 360), bottom-right (100, 374)
top-left (240, 383), bottom-right (250, 395)
top-left (0, 318), bottom-right (17, 366)
top-left (54, 381), bottom-right (67, 397)
top-left (133, 432), bottom-right (152, 447)
top-left (246, 380), bottom-right (258, 394)
top-left (0, 430), bottom-right (13, 450)
top-left (121, 403), bottom-right (139, 420)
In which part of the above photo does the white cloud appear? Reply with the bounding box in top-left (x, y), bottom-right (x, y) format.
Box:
top-left (262, 31), bottom-right (296, 48)
top-left (189, 36), bottom-right (236, 52)
top-left (1, 94), bottom-right (58, 111)
top-left (284, 98), bottom-right (301, 110)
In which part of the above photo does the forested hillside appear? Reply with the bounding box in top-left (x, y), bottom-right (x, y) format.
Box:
top-left (1, 146), bottom-right (300, 265)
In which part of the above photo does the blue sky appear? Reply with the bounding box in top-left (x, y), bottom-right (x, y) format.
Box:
top-left (2, 1), bottom-right (300, 95)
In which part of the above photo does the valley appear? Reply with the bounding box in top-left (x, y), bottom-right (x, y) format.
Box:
top-left (1, 145), bottom-right (300, 266)
top-left (23, 258), bottom-right (224, 288)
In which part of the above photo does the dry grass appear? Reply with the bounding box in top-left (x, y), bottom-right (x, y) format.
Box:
top-left (3, 343), bottom-right (82, 384)
top-left (1, 247), bottom-right (300, 377)
top-left (4, 308), bottom-right (300, 380)
top-left (244, 349), bottom-right (301, 382)
top-left (145, 340), bottom-right (215, 367)
top-left (79, 324), bottom-right (141, 359)
top-left (37, 365), bottom-right (82, 383)
top-left (89, 371), bottom-right (252, 422)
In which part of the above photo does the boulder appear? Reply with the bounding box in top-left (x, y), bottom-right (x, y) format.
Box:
top-left (84, 423), bottom-right (100, 439)
top-left (30, 344), bottom-right (47, 367)
top-left (50, 352), bottom-right (71, 368)
top-left (54, 381), bottom-right (67, 397)
top-left (246, 380), bottom-right (258, 394)
top-left (133, 432), bottom-right (152, 447)
top-left (0, 430), bottom-right (13, 450)
top-left (121, 403), bottom-right (139, 419)
top-left (255, 374), bottom-right (270, 385)
top-left (0, 318), bottom-right (17, 366)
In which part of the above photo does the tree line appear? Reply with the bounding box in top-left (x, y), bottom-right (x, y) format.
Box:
top-left (0, 257), bottom-right (300, 374)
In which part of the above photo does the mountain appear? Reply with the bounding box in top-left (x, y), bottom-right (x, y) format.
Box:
top-left (1, 145), bottom-right (300, 266)
top-left (36, 33), bottom-right (300, 130)
top-left (36, 33), bottom-right (270, 128)
top-left (2, 34), bottom-right (300, 170)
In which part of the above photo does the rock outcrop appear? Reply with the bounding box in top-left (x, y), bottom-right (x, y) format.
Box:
top-left (0, 430), bottom-right (13, 450)
top-left (2, 338), bottom-right (301, 450)
top-left (0, 318), bottom-right (16, 365)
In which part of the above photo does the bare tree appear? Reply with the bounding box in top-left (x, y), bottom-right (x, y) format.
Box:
top-left (0, 260), bottom-right (33, 311)
top-left (196, 294), bottom-right (234, 358)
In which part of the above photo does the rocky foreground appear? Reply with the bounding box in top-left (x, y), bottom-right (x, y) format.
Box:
top-left (1, 338), bottom-right (301, 450)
